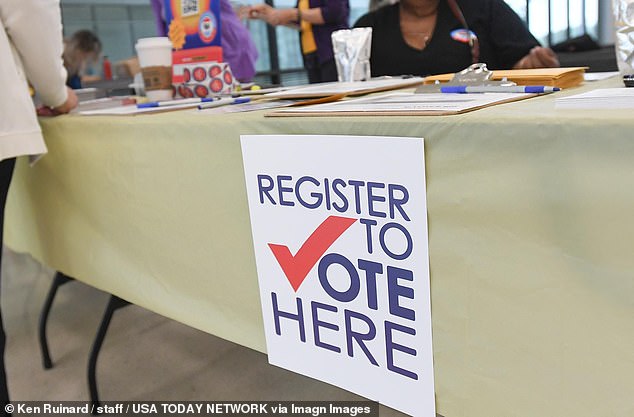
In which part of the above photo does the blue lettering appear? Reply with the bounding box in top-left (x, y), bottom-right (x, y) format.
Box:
top-left (277, 175), bottom-right (294, 207)
top-left (379, 222), bottom-right (413, 261)
top-left (367, 182), bottom-right (386, 218)
top-left (385, 321), bottom-right (418, 380)
top-left (311, 302), bottom-right (341, 353)
top-left (271, 293), bottom-right (306, 342)
top-left (332, 178), bottom-right (348, 212)
top-left (256, 176), bottom-right (410, 220)
top-left (388, 184), bottom-right (410, 221)
top-left (318, 253), bottom-right (360, 303)
top-left (357, 259), bottom-right (382, 310)
top-left (359, 218), bottom-right (377, 254)
top-left (295, 176), bottom-right (322, 209)
top-left (257, 174), bottom-right (276, 205)
top-left (387, 266), bottom-right (415, 321)
top-left (348, 180), bottom-right (365, 214)
top-left (324, 178), bottom-right (331, 210)
top-left (344, 310), bottom-right (378, 366)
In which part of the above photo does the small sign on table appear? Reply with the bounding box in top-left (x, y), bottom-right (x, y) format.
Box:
top-left (241, 135), bottom-right (435, 417)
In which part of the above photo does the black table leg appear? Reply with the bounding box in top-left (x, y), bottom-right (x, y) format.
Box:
top-left (38, 272), bottom-right (74, 369)
top-left (88, 295), bottom-right (130, 414)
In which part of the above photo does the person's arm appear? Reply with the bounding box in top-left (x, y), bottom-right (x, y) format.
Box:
top-left (486, 0), bottom-right (558, 69)
top-left (313, 0), bottom-right (347, 25)
top-left (289, 0), bottom-right (349, 25)
top-left (220, 0), bottom-right (258, 82)
top-left (150, 0), bottom-right (168, 36)
top-left (513, 46), bottom-right (559, 69)
top-left (245, 4), bottom-right (298, 26)
top-left (246, 0), bottom-right (348, 26)
top-left (1, 0), bottom-right (76, 112)
top-left (298, 8), bottom-right (325, 25)
top-left (243, 4), bottom-right (279, 25)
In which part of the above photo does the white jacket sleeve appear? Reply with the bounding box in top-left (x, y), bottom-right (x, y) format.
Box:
top-left (0, 0), bottom-right (68, 108)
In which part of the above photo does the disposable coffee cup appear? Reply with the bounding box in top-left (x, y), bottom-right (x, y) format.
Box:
top-left (135, 37), bottom-right (173, 101)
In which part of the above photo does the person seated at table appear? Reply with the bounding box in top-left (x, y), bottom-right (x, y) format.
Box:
top-left (150, 0), bottom-right (258, 83)
top-left (63, 30), bottom-right (103, 89)
top-left (353, 0), bottom-right (560, 77)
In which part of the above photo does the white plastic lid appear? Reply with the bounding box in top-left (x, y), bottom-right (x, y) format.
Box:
top-left (135, 37), bottom-right (172, 50)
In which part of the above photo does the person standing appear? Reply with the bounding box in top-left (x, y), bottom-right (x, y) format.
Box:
top-left (150, 0), bottom-right (259, 83)
top-left (0, 0), bottom-right (77, 412)
top-left (243, 0), bottom-right (349, 83)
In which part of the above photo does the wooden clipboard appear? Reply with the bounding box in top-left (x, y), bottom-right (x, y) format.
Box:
top-left (265, 91), bottom-right (538, 117)
top-left (262, 77), bottom-right (425, 99)
top-left (423, 67), bottom-right (588, 89)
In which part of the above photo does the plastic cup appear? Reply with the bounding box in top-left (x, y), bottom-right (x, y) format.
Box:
top-left (135, 37), bottom-right (173, 101)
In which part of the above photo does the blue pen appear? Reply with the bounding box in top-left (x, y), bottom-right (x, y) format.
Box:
top-left (198, 97), bottom-right (251, 109)
top-left (137, 97), bottom-right (216, 108)
top-left (440, 85), bottom-right (561, 94)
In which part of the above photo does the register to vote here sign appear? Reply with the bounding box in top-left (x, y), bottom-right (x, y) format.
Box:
top-left (241, 135), bottom-right (435, 417)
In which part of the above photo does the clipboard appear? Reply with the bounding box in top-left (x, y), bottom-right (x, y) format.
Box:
top-left (423, 67), bottom-right (587, 89)
top-left (262, 77), bottom-right (425, 99)
top-left (265, 91), bottom-right (537, 117)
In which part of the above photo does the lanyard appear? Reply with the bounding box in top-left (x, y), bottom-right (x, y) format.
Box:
top-left (446, 0), bottom-right (480, 63)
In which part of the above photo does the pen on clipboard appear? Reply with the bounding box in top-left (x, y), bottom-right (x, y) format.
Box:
top-left (198, 97), bottom-right (251, 109)
top-left (137, 97), bottom-right (217, 108)
top-left (440, 85), bottom-right (561, 94)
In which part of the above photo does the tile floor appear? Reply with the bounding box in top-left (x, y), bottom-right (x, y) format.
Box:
top-left (1, 247), bottom-right (406, 416)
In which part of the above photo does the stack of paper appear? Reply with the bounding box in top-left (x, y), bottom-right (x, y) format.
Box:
top-left (263, 77), bottom-right (424, 99)
top-left (72, 96), bottom-right (136, 113)
top-left (555, 87), bottom-right (634, 109)
top-left (584, 71), bottom-right (620, 82)
top-left (424, 67), bottom-right (587, 89)
top-left (266, 91), bottom-right (535, 117)
top-left (77, 101), bottom-right (199, 115)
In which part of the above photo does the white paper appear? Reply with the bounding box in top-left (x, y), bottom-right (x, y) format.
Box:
top-left (555, 87), bottom-right (634, 109)
top-left (271, 91), bottom-right (533, 115)
top-left (263, 77), bottom-right (424, 98)
top-left (241, 135), bottom-right (435, 417)
top-left (194, 100), bottom-right (295, 114)
top-left (583, 71), bottom-right (620, 81)
top-left (77, 102), bottom-right (200, 115)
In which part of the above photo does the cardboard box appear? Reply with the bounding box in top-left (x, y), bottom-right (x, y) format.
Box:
top-left (174, 62), bottom-right (236, 97)
top-left (172, 46), bottom-right (223, 83)
top-left (164, 0), bottom-right (222, 50)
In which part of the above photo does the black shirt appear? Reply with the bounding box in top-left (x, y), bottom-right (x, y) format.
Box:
top-left (354, 0), bottom-right (540, 77)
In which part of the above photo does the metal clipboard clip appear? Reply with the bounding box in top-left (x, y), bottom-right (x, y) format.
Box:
top-left (415, 63), bottom-right (516, 93)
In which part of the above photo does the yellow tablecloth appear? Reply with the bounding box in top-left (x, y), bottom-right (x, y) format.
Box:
top-left (6, 78), bottom-right (634, 417)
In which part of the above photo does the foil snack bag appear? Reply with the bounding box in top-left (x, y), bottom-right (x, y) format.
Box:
top-left (613, 0), bottom-right (634, 73)
top-left (331, 28), bottom-right (372, 82)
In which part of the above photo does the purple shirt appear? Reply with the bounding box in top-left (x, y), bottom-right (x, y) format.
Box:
top-left (150, 0), bottom-right (258, 82)
top-left (304, 0), bottom-right (349, 64)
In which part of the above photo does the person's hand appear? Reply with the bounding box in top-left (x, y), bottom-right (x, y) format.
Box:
top-left (244, 4), bottom-right (276, 24)
top-left (237, 5), bottom-right (252, 20)
top-left (244, 4), bottom-right (293, 26)
top-left (37, 87), bottom-right (79, 117)
top-left (513, 46), bottom-right (560, 69)
top-left (53, 87), bottom-right (79, 114)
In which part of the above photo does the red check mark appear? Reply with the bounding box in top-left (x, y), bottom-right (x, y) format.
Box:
top-left (268, 215), bottom-right (357, 292)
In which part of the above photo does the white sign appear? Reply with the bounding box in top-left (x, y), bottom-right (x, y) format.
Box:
top-left (241, 135), bottom-right (435, 417)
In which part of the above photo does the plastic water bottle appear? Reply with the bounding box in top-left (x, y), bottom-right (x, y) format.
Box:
top-left (102, 56), bottom-right (112, 80)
